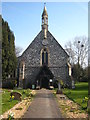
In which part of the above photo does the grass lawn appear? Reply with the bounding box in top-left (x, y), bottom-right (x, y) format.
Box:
top-left (2, 89), bottom-right (32, 114)
top-left (63, 82), bottom-right (88, 111)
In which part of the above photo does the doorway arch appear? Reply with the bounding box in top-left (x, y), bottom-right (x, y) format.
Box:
top-left (36, 65), bottom-right (54, 89)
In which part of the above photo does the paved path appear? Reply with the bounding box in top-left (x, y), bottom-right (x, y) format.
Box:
top-left (22, 89), bottom-right (62, 118)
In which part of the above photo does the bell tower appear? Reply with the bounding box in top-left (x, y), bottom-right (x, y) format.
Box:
top-left (42, 3), bottom-right (48, 39)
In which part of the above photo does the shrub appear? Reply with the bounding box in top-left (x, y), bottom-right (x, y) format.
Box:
top-left (30, 93), bottom-right (33, 97)
top-left (24, 89), bottom-right (31, 97)
top-left (22, 90), bottom-right (26, 94)
top-left (82, 97), bottom-right (88, 103)
top-left (2, 79), bottom-right (16, 89)
top-left (26, 93), bottom-right (30, 97)
top-left (60, 80), bottom-right (65, 88)
top-left (53, 80), bottom-right (58, 88)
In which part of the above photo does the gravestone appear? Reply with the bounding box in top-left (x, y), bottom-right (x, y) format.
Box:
top-left (10, 92), bottom-right (22, 101)
top-left (56, 90), bottom-right (63, 94)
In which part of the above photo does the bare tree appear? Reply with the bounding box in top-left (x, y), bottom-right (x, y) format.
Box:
top-left (15, 46), bottom-right (23, 57)
top-left (65, 41), bottom-right (76, 65)
top-left (65, 36), bottom-right (88, 68)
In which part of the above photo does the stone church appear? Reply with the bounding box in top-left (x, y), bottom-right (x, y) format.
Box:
top-left (17, 5), bottom-right (72, 89)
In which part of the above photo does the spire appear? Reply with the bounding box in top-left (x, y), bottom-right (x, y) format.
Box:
top-left (42, 3), bottom-right (48, 39)
top-left (42, 3), bottom-right (48, 17)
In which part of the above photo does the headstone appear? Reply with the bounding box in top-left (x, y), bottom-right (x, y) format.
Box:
top-left (56, 90), bottom-right (63, 94)
top-left (10, 92), bottom-right (22, 101)
top-left (72, 80), bottom-right (75, 89)
top-left (32, 85), bottom-right (35, 89)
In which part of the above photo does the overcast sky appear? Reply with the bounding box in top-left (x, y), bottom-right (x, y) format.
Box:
top-left (2, 2), bottom-right (88, 53)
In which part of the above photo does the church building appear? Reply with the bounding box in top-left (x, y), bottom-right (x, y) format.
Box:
top-left (17, 5), bottom-right (72, 89)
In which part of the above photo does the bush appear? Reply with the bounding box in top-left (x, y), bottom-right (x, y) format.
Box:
top-left (22, 90), bottom-right (26, 94)
top-left (53, 80), bottom-right (58, 88)
top-left (79, 77), bottom-right (88, 82)
top-left (60, 80), bottom-right (65, 88)
top-left (23, 89), bottom-right (32, 97)
top-left (2, 79), bottom-right (16, 89)
top-left (26, 92), bottom-right (30, 97)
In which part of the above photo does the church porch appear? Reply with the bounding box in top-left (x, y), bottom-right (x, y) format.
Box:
top-left (35, 65), bottom-right (54, 89)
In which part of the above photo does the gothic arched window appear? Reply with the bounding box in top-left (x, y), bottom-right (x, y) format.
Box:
top-left (42, 48), bottom-right (48, 65)
top-left (20, 61), bottom-right (25, 80)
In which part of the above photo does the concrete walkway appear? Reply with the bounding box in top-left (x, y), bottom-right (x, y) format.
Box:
top-left (22, 89), bottom-right (62, 118)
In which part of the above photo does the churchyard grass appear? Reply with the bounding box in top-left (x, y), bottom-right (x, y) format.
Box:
top-left (2, 89), bottom-right (32, 114)
top-left (63, 82), bottom-right (88, 111)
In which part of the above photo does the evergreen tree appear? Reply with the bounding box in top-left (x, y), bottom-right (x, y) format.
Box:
top-left (72, 63), bottom-right (88, 82)
top-left (2, 17), bottom-right (17, 80)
